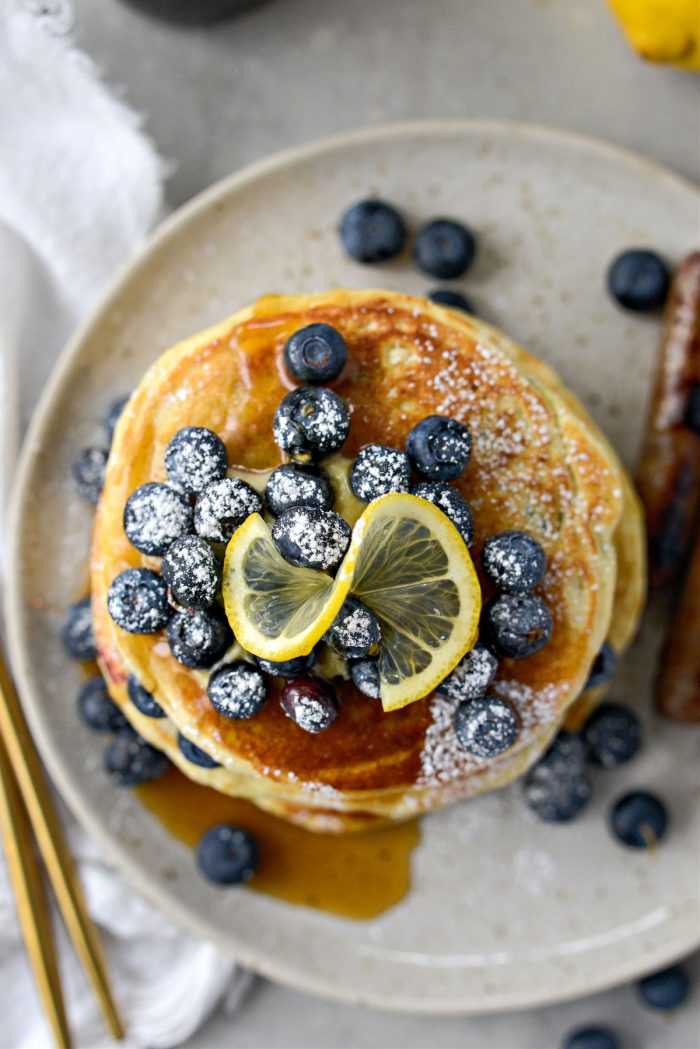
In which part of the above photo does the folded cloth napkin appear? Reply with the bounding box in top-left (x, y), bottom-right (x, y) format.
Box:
top-left (0, 3), bottom-right (252, 1046)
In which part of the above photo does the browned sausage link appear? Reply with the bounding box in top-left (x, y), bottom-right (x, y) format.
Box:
top-left (637, 252), bottom-right (700, 588)
top-left (656, 528), bottom-right (700, 722)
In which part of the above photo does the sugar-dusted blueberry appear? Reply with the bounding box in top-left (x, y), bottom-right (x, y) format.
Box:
top-left (105, 395), bottom-right (130, 443)
top-left (582, 702), bottom-right (642, 769)
top-left (164, 426), bottom-right (228, 494)
top-left (523, 731), bottom-right (592, 822)
top-left (350, 659), bottom-right (381, 699)
top-left (62, 596), bottom-right (96, 661)
top-left (637, 964), bottom-right (690, 1010)
top-left (349, 444), bottom-right (411, 502)
top-left (607, 248), bottom-right (670, 312)
top-left (283, 323), bottom-right (348, 385)
top-left (255, 650), bottom-right (317, 678)
top-left (271, 506), bottom-right (351, 572)
top-left (428, 288), bottom-right (475, 314)
top-left (339, 199), bottom-right (407, 263)
top-left (161, 535), bottom-right (221, 609)
top-left (105, 727), bottom-right (169, 786)
top-left (177, 733), bottom-right (221, 768)
top-left (265, 463), bottom-right (333, 518)
top-left (482, 530), bottom-right (547, 594)
top-left (73, 447), bottom-right (108, 506)
top-left (609, 790), bottom-right (668, 848)
top-left (406, 414), bottom-right (471, 481)
top-left (167, 607), bottom-right (232, 669)
top-left (127, 674), bottom-right (166, 718)
top-left (273, 386), bottom-right (350, 462)
top-left (414, 218), bottom-right (476, 279)
top-left (325, 597), bottom-right (381, 660)
top-left (484, 593), bottom-right (552, 660)
top-left (454, 695), bottom-right (519, 758)
top-left (412, 481), bottom-right (474, 544)
top-left (584, 641), bottom-right (617, 690)
top-left (77, 677), bottom-right (127, 733)
top-left (195, 476), bottom-right (263, 543)
top-left (197, 824), bottom-right (259, 885)
top-left (437, 642), bottom-right (498, 702)
top-left (208, 661), bottom-right (267, 720)
top-left (562, 1026), bottom-right (620, 1049)
top-left (107, 568), bottom-right (172, 634)
top-left (280, 678), bottom-right (339, 733)
top-left (123, 482), bottom-right (194, 556)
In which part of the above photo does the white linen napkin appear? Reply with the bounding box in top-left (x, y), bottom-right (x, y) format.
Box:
top-left (0, 3), bottom-right (252, 1046)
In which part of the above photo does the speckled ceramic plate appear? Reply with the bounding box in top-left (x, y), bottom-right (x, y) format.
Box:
top-left (7, 122), bottom-right (700, 1014)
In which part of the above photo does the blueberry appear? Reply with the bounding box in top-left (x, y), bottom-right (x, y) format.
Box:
top-left (283, 323), bottom-right (348, 384)
top-left (164, 426), bottom-right (228, 494)
top-left (350, 659), bottom-right (381, 699)
top-left (62, 596), bottom-right (96, 660)
top-left (77, 677), bottom-right (128, 733)
top-left (582, 703), bottom-right (642, 769)
top-left (561, 1026), bottom-right (620, 1049)
top-left (349, 444), bottom-right (411, 502)
top-left (265, 463), bottom-right (333, 517)
top-left (325, 598), bottom-right (382, 659)
top-left (271, 507), bottom-right (351, 572)
top-left (406, 415), bottom-right (471, 481)
top-left (414, 218), bottom-right (476, 279)
top-left (609, 790), bottom-right (668, 848)
top-left (73, 447), bottom-right (108, 506)
top-left (105, 727), bottom-right (169, 786)
top-left (107, 568), bottom-right (172, 634)
top-left (428, 289), bottom-right (475, 314)
top-left (523, 731), bottom-right (592, 822)
top-left (255, 650), bottom-right (317, 678)
top-left (194, 477), bottom-right (263, 543)
top-left (607, 249), bottom-right (670, 311)
top-left (127, 674), bottom-right (166, 718)
top-left (483, 593), bottom-right (553, 659)
top-left (273, 386), bottom-right (350, 462)
top-left (482, 531), bottom-right (547, 594)
top-left (123, 482), bottom-right (194, 556)
top-left (339, 199), bottom-right (407, 263)
top-left (105, 395), bottom-right (130, 443)
top-left (280, 678), bottom-right (339, 733)
top-left (167, 607), bottom-right (232, 669)
top-left (454, 695), bottom-right (519, 758)
top-left (161, 535), bottom-right (221, 609)
top-left (196, 824), bottom-right (259, 885)
top-left (208, 661), bottom-right (267, 720)
top-left (437, 643), bottom-right (498, 702)
top-left (411, 481), bottom-right (474, 544)
top-left (637, 964), bottom-right (690, 1010)
top-left (584, 641), bottom-right (617, 690)
top-left (177, 733), bottom-right (221, 768)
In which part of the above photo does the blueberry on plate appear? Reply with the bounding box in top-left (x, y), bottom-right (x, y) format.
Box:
top-left (584, 641), bottom-right (617, 690)
top-left (283, 323), bottom-right (348, 384)
top-left (104, 395), bottom-right (130, 444)
top-left (167, 607), bottom-right (233, 669)
top-left (607, 248), bottom-right (670, 312)
top-left (164, 426), bottom-right (228, 494)
top-left (127, 674), bottom-right (166, 719)
top-left (271, 506), bottom-right (351, 572)
top-left (406, 415), bottom-right (471, 482)
top-left (454, 695), bottom-right (519, 759)
top-left (411, 481), bottom-right (474, 544)
top-left (483, 593), bottom-right (553, 659)
top-left (197, 824), bottom-right (259, 885)
top-left (414, 218), bottom-right (477, 279)
top-left (582, 702), bottom-right (642, 769)
top-left (161, 535), bottom-right (221, 609)
top-left (73, 447), bottom-right (108, 506)
top-left (194, 476), bottom-right (263, 543)
top-left (609, 790), bottom-right (668, 848)
top-left (523, 731), bottom-right (592, 822)
top-left (62, 596), bottom-right (97, 661)
top-left (265, 463), bottom-right (333, 518)
top-left (561, 1025), bottom-right (620, 1049)
top-left (123, 482), bottom-right (194, 556)
top-left (255, 650), bottom-right (317, 678)
top-left (280, 678), bottom-right (339, 733)
top-left (349, 444), bottom-right (411, 502)
top-left (177, 733), bottom-right (221, 768)
top-left (428, 288), bottom-right (475, 314)
top-left (107, 568), bottom-right (172, 634)
top-left (208, 661), bottom-right (267, 720)
top-left (437, 643), bottom-right (498, 702)
top-left (77, 677), bottom-right (128, 733)
top-left (350, 659), bottom-right (381, 699)
top-left (105, 727), bottom-right (169, 786)
top-left (273, 386), bottom-right (350, 462)
top-left (482, 530), bottom-right (547, 594)
top-left (339, 199), bottom-right (407, 263)
top-left (325, 597), bottom-right (382, 660)
top-left (637, 963), bottom-right (690, 1010)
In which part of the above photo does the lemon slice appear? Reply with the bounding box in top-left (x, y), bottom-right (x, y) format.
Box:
top-left (336, 493), bottom-right (482, 711)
